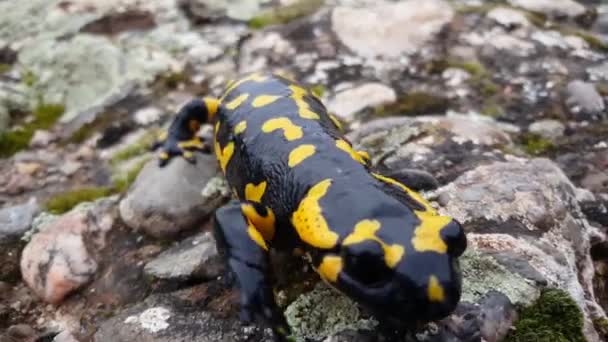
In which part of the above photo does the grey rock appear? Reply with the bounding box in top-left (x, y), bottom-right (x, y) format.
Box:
top-left (119, 154), bottom-right (222, 238)
top-left (94, 288), bottom-right (267, 342)
top-left (528, 119), bottom-right (565, 140)
top-left (18, 34), bottom-right (173, 123)
top-left (437, 158), bottom-right (604, 340)
top-left (0, 198), bottom-right (40, 242)
top-left (179, 0), bottom-right (262, 21)
top-left (487, 7), bottom-right (530, 28)
top-left (29, 130), bottom-right (55, 148)
top-left (587, 62), bottom-right (608, 82)
top-left (327, 83), bottom-right (396, 121)
top-left (53, 331), bottom-right (79, 342)
top-left (507, 0), bottom-right (586, 18)
top-left (331, 0), bottom-right (453, 58)
top-left (566, 80), bottom-right (605, 119)
top-left (144, 231), bottom-right (222, 281)
top-left (0, 105), bottom-right (8, 134)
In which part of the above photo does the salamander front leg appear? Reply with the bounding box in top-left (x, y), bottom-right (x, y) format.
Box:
top-left (152, 98), bottom-right (219, 166)
top-left (213, 201), bottom-right (292, 342)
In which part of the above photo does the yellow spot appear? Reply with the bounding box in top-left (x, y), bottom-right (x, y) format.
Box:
top-left (225, 93), bottom-right (249, 110)
top-left (234, 121), bottom-right (247, 135)
top-left (178, 138), bottom-right (205, 150)
top-left (262, 117), bottom-right (303, 141)
top-left (214, 141), bottom-right (234, 173)
top-left (343, 220), bottom-right (405, 268)
top-left (288, 144), bottom-right (316, 167)
top-left (245, 181), bottom-right (267, 203)
top-left (247, 221), bottom-right (269, 251)
top-left (157, 131), bottom-right (168, 142)
top-left (336, 139), bottom-right (367, 165)
top-left (371, 173), bottom-right (435, 212)
top-left (220, 73), bottom-right (267, 101)
top-left (291, 179), bottom-right (339, 249)
top-left (242, 204), bottom-right (275, 241)
top-left (371, 173), bottom-right (451, 254)
top-left (252, 95), bottom-right (281, 108)
top-left (317, 255), bottom-right (343, 283)
top-left (183, 151), bottom-right (193, 159)
top-left (357, 150), bottom-right (370, 162)
top-left (428, 275), bottom-right (445, 302)
top-left (289, 85), bottom-right (320, 120)
top-left (411, 213), bottom-right (451, 254)
top-left (214, 121), bottom-right (220, 135)
top-left (329, 114), bottom-right (343, 131)
top-left (159, 151), bottom-right (169, 160)
top-left (203, 97), bottom-right (220, 120)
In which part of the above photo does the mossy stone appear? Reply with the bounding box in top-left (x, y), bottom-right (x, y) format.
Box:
top-left (0, 103), bottom-right (64, 157)
top-left (248, 0), bottom-right (324, 29)
top-left (506, 289), bottom-right (585, 342)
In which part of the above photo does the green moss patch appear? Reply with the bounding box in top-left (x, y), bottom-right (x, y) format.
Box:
top-left (248, 0), bottom-right (324, 29)
top-left (506, 289), bottom-right (585, 342)
top-left (0, 103), bottom-right (64, 157)
top-left (374, 92), bottom-right (449, 117)
top-left (45, 158), bottom-right (148, 214)
top-left (109, 130), bottom-right (158, 166)
top-left (520, 133), bottom-right (554, 155)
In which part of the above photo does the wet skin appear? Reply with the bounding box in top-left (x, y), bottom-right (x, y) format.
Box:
top-left (154, 73), bottom-right (467, 341)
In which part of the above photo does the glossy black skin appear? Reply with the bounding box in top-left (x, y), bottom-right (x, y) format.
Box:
top-left (155, 73), bottom-right (467, 341)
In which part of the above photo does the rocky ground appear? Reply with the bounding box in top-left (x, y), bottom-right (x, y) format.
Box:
top-left (1, 0), bottom-right (608, 341)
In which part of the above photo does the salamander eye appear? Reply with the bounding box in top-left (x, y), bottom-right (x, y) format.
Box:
top-left (343, 240), bottom-right (392, 286)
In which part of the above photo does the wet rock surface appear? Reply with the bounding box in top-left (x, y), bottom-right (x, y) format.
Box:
top-left (1, 0), bottom-right (608, 341)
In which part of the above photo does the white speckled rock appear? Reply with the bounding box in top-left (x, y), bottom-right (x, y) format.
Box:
top-left (331, 0), bottom-right (453, 58)
top-left (566, 80), bottom-right (605, 119)
top-left (528, 119), bottom-right (565, 140)
top-left (487, 7), bottom-right (530, 28)
top-left (327, 83), bottom-right (396, 121)
top-left (507, 0), bottom-right (586, 18)
top-left (20, 199), bottom-right (116, 304)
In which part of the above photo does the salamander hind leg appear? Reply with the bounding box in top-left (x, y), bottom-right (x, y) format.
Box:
top-left (213, 201), bottom-right (291, 342)
top-left (152, 98), bottom-right (219, 166)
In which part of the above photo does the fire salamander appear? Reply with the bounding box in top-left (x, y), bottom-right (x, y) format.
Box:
top-left (154, 73), bottom-right (467, 341)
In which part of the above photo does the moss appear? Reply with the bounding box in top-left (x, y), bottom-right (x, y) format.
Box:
top-left (248, 0), bottom-right (324, 29)
top-left (572, 31), bottom-right (608, 52)
top-left (595, 82), bottom-right (608, 97)
top-left (454, 3), bottom-right (499, 15)
top-left (109, 130), bottom-right (158, 166)
top-left (0, 103), bottom-right (64, 157)
top-left (45, 187), bottom-right (113, 214)
top-left (22, 70), bottom-right (37, 87)
top-left (310, 84), bottom-right (326, 98)
top-left (481, 101), bottom-right (504, 118)
top-left (0, 64), bottom-right (11, 73)
top-left (520, 133), bottom-right (554, 155)
top-left (45, 157), bottom-right (148, 214)
top-left (523, 11), bottom-right (548, 28)
top-left (506, 289), bottom-right (585, 342)
top-left (158, 70), bottom-right (189, 89)
top-left (374, 92), bottom-right (448, 117)
top-left (594, 318), bottom-right (608, 340)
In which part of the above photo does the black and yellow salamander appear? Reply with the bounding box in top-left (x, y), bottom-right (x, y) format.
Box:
top-left (153, 73), bottom-right (467, 341)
